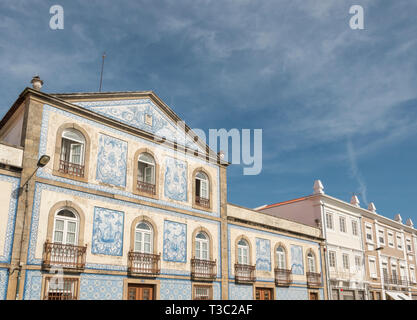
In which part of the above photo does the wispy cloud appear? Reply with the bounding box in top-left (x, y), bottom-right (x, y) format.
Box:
top-left (346, 139), bottom-right (368, 205)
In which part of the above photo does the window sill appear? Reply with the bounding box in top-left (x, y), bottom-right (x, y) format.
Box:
top-left (53, 169), bottom-right (88, 183)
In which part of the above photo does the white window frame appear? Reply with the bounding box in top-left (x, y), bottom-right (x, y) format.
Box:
top-left (368, 257), bottom-right (377, 279)
top-left (53, 209), bottom-right (79, 245)
top-left (134, 222), bottom-right (153, 253)
top-left (388, 232), bottom-right (394, 248)
top-left (378, 229), bottom-right (385, 246)
top-left (355, 256), bottom-right (361, 269)
top-left (328, 251), bottom-right (336, 269)
top-left (365, 224), bottom-right (373, 243)
top-left (307, 253), bottom-right (316, 273)
top-left (276, 246), bottom-right (286, 269)
top-left (195, 232), bottom-right (209, 260)
top-left (342, 253), bottom-right (350, 270)
top-left (237, 239), bottom-right (249, 265)
top-left (339, 216), bottom-right (347, 233)
top-left (406, 238), bottom-right (412, 253)
top-left (397, 234), bottom-right (403, 250)
top-left (351, 220), bottom-right (358, 236)
top-left (326, 212), bottom-right (334, 230)
top-left (61, 129), bottom-right (85, 165)
top-left (195, 172), bottom-right (209, 200)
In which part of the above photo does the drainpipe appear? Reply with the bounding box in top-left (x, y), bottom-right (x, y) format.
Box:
top-left (319, 201), bottom-right (332, 300)
top-left (358, 214), bottom-right (367, 299)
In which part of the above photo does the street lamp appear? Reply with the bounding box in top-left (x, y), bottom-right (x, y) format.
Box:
top-left (14, 154), bottom-right (50, 299)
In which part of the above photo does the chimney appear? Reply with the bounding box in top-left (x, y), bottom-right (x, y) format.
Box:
top-left (31, 75), bottom-right (43, 91)
top-left (406, 218), bottom-right (414, 227)
top-left (368, 202), bottom-right (376, 212)
top-left (350, 195), bottom-right (360, 207)
top-left (313, 180), bottom-right (324, 195)
top-left (394, 214), bottom-right (403, 224)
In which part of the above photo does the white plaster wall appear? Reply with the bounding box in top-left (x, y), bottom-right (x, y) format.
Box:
top-left (0, 179), bottom-right (13, 258)
top-left (43, 109), bottom-right (220, 213)
top-left (34, 188), bottom-right (220, 272)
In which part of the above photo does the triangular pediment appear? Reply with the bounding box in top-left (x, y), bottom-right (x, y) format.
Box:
top-left (73, 97), bottom-right (205, 153)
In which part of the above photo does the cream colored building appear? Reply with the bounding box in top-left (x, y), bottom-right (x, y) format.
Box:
top-left (256, 180), bottom-right (417, 300)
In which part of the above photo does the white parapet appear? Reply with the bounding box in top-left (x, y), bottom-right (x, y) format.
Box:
top-left (0, 142), bottom-right (23, 168)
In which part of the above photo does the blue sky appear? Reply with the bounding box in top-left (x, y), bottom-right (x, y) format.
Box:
top-left (1, 1), bottom-right (417, 223)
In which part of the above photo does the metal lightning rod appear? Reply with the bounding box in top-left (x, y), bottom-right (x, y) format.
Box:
top-left (99, 52), bottom-right (106, 92)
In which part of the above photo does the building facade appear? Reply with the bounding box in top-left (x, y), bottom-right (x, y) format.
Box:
top-left (0, 78), bottom-right (326, 300)
top-left (256, 180), bottom-right (417, 300)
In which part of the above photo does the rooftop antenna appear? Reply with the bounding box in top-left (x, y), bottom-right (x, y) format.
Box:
top-left (99, 52), bottom-right (106, 92)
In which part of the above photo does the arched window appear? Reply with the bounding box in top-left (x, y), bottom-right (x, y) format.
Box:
top-left (60, 129), bottom-right (85, 165)
top-left (59, 129), bottom-right (86, 177)
top-left (53, 209), bottom-right (79, 245)
top-left (137, 153), bottom-right (156, 194)
top-left (307, 252), bottom-right (316, 273)
top-left (195, 171), bottom-right (209, 207)
top-left (134, 222), bottom-right (153, 253)
top-left (237, 239), bottom-right (249, 265)
top-left (276, 246), bottom-right (286, 269)
top-left (195, 232), bottom-right (209, 260)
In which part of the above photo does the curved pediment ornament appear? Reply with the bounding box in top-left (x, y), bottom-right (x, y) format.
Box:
top-left (75, 99), bottom-right (204, 153)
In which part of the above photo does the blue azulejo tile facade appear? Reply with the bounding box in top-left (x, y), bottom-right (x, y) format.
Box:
top-left (79, 274), bottom-right (124, 300)
top-left (0, 268), bottom-right (9, 300)
top-left (92, 207), bottom-right (125, 256)
top-left (96, 134), bottom-right (128, 187)
top-left (164, 157), bottom-right (188, 202)
top-left (256, 238), bottom-right (271, 271)
top-left (163, 220), bottom-right (187, 263)
top-left (0, 174), bottom-right (20, 264)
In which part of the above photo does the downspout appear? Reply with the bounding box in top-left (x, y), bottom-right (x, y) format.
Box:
top-left (319, 201), bottom-right (332, 300)
top-left (358, 214), bottom-right (367, 299)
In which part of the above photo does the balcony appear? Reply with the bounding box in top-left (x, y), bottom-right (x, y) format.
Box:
top-left (191, 258), bottom-right (217, 281)
top-left (128, 251), bottom-right (160, 276)
top-left (195, 196), bottom-right (210, 208)
top-left (59, 160), bottom-right (85, 177)
top-left (137, 180), bottom-right (156, 195)
top-left (235, 264), bottom-right (256, 283)
top-left (384, 276), bottom-right (409, 288)
top-left (274, 268), bottom-right (292, 286)
top-left (42, 241), bottom-right (86, 271)
top-left (306, 272), bottom-right (322, 287)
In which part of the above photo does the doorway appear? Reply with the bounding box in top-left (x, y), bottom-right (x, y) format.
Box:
top-left (309, 291), bottom-right (319, 300)
top-left (127, 284), bottom-right (154, 300)
top-left (255, 287), bottom-right (273, 300)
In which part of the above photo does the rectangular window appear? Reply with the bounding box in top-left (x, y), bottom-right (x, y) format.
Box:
top-left (339, 217), bottom-right (346, 233)
top-left (406, 239), bottom-right (412, 252)
top-left (397, 235), bottom-right (403, 250)
top-left (342, 254), bottom-right (349, 270)
top-left (366, 225), bottom-right (373, 242)
top-left (326, 213), bottom-right (333, 230)
top-left (352, 221), bottom-right (358, 236)
top-left (355, 256), bottom-right (361, 269)
top-left (44, 277), bottom-right (79, 300)
top-left (369, 259), bottom-right (377, 278)
top-left (329, 251), bottom-right (336, 268)
top-left (378, 230), bottom-right (385, 245)
top-left (410, 266), bottom-right (416, 283)
top-left (388, 232), bottom-right (394, 247)
top-left (193, 285), bottom-right (212, 300)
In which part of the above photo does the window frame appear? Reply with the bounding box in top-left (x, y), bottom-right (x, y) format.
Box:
top-left (339, 216), bottom-right (347, 233)
top-left (134, 221), bottom-right (153, 254)
top-left (52, 209), bottom-right (79, 245)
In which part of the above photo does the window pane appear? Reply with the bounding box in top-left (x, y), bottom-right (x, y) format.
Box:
top-left (55, 220), bottom-right (64, 231)
top-left (66, 232), bottom-right (76, 245)
top-left (54, 231), bottom-right (63, 243)
top-left (67, 221), bottom-right (76, 233)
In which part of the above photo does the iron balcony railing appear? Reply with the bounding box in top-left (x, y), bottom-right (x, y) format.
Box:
top-left (384, 276), bottom-right (409, 287)
top-left (274, 268), bottom-right (292, 286)
top-left (42, 241), bottom-right (86, 270)
top-left (137, 180), bottom-right (156, 195)
top-left (195, 196), bottom-right (210, 208)
top-left (128, 251), bottom-right (160, 276)
top-left (234, 264), bottom-right (256, 283)
top-left (191, 258), bottom-right (217, 280)
top-left (306, 272), bottom-right (322, 287)
top-left (59, 160), bottom-right (85, 177)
